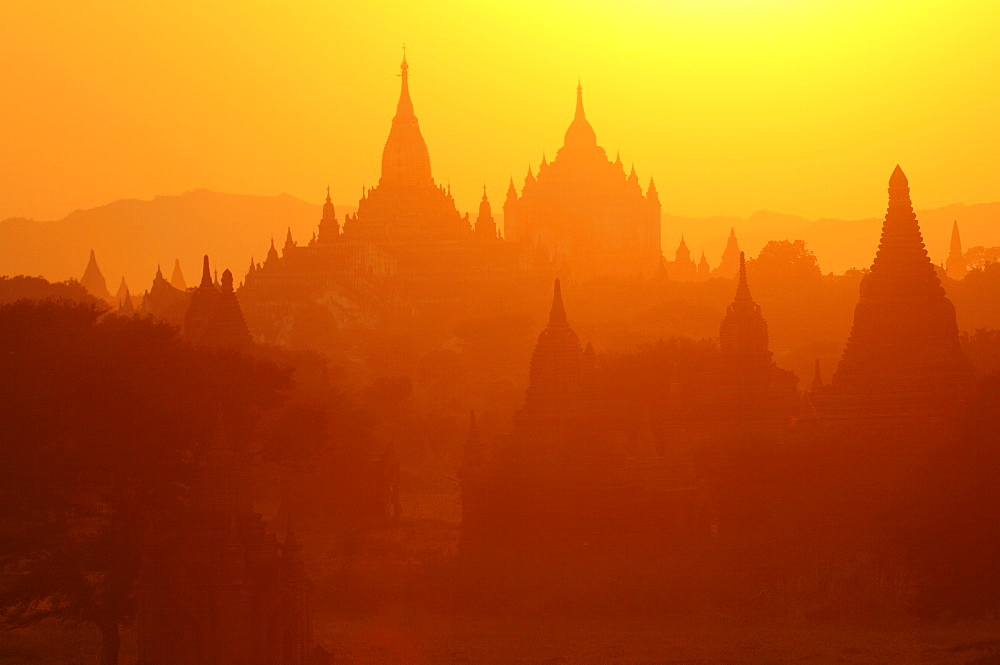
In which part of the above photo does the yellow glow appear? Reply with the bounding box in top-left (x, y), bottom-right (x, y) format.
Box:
top-left (1, 0), bottom-right (997, 227)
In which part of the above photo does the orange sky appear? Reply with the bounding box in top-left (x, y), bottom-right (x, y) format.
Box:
top-left (2, 0), bottom-right (998, 223)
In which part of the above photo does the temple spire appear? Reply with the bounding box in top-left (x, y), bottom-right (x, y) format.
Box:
top-left (562, 79), bottom-right (597, 149)
top-left (380, 50), bottom-right (432, 186)
top-left (200, 255), bottom-right (212, 288)
top-left (946, 219), bottom-right (966, 280)
top-left (735, 252), bottom-right (751, 302)
top-left (395, 49), bottom-right (414, 120)
top-left (549, 279), bottom-right (568, 327)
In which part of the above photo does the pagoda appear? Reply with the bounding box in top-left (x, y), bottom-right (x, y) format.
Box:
top-left (713, 228), bottom-right (742, 278)
top-left (945, 220), bottom-right (966, 281)
top-left (823, 166), bottom-right (970, 428)
top-left (80, 249), bottom-right (113, 304)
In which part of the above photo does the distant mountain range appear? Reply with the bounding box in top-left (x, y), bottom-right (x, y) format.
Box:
top-left (0, 190), bottom-right (356, 296)
top-left (0, 190), bottom-right (996, 292)
top-left (665, 202), bottom-right (1000, 275)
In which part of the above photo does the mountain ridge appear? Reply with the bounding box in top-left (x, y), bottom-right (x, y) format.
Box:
top-left (1, 190), bottom-right (996, 291)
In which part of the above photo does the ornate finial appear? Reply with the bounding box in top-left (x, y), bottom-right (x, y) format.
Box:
top-left (575, 78), bottom-right (585, 120)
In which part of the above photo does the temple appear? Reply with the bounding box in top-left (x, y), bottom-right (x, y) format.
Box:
top-left (80, 249), bottom-right (113, 303)
top-left (461, 280), bottom-right (713, 551)
top-left (666, 252), bottom-right (798, 444)
top-left (342, 53), bottom-right (470, 242)
top-left (713, 228), bottom-right (742, 278)
top-left (184, 255), bottom-right (253, 351)
top-left (945, 220), bottom-right (967, 280)
top-left (821, 166), bottom-right (971, 430)
top-left (139, 264), bottom-right (190, 329)
top-left (665, 236), bottom-right (699, 281)
top-left (502, 83), bottom-right (662, 277)
top-left (239, 55), bottom-right (529, 342)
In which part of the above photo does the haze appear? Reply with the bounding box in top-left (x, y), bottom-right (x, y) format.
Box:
top-left (2, 0), bottom-right (998, 223)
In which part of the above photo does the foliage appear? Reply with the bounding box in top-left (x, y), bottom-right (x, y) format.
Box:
top-left (0, 301), bottom-right (288, 664)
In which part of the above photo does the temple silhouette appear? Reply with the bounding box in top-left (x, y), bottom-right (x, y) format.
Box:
top-left (818, 166), bottom-right (971, 432)
top-left (237, 54), bottom-right (536, 342)
top-left (503, 82), bottom-right (662, 277)
top-left (461, 279), bottom-right (715, 551)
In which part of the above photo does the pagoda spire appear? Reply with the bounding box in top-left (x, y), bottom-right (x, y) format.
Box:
top-left (80, 249), bottom-right (112, 302)
top-left (562, 79), bottom-right (597, 149)
top-left (719, 251), bottom-right (770, 363)
top-left (946, 220), bottom-right (966, 280)
top-left (549, 279), bottom-right (568, 327)
top-left (575, 79), bottom-right (585, 122)
top-left (200, 255), bottom-right (212, 288)
top-left (170, 259), bottom-right (187, 291)
top-left (735, 252), bottom-right (751, 302)
top-left (395, 49), bottom-right (414, 120)
top-left (380, 49), bottom-right (432, 186)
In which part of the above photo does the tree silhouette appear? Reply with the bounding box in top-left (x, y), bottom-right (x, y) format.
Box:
top-left (0, 300), bottom-right (289, 664)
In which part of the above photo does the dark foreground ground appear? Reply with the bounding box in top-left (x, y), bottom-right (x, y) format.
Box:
top-left (6, 615), bottom-right (999, 665)
top-left (315, 615), bottom-right (1000, 665)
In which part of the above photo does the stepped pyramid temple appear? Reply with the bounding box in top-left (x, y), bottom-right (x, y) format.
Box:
top-left (820, 166), bottom-right (970, 430)
top-left (946, 220), bottom-right (967, 281)
top-left (137, 411), bottom-right (316, 664)
top-left (238, 55), bottom-right (537, 343)
top-left (503, 82), bottom-right (662, 278)
top-left (461, 280), bottom-right (713, 551)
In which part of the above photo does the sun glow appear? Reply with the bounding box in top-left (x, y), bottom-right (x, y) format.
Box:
top-left (1, 0), bottom-right (997, 229)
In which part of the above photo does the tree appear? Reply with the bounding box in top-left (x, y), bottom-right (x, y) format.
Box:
top-left (0, 300), bottom-right (289, 664)
top-left (747, 239), bottom-right (823, 287)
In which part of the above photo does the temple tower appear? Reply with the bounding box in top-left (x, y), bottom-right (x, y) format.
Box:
top-left (170, 259), bottom-right (187, 291)
top-left (474, 186), bottom-right (498, 240)
top-left (342, 53), bottom-right (467, 241)
top-left (80, 249), bottom-right (113, 303)
top-left (945, 220), bottom-right (966, 281)
top-left (380, 52), bottom-right (432, 188)
top-left (317, 186), bottom-right (339, 242)
top-left (719, 252), bottom-right (772, 374)
top-left (184, 256), bottom-right (253, 351)
top-left (514, 279), bottom-right (584, 437)
top-left (828, 166), bottom-right (970, 420)
top-left (714, 228), bottom-right (742, 278)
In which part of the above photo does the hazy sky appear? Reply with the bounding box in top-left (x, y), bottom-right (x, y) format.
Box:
top-left (2, 0), bottom-right (998, 222)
